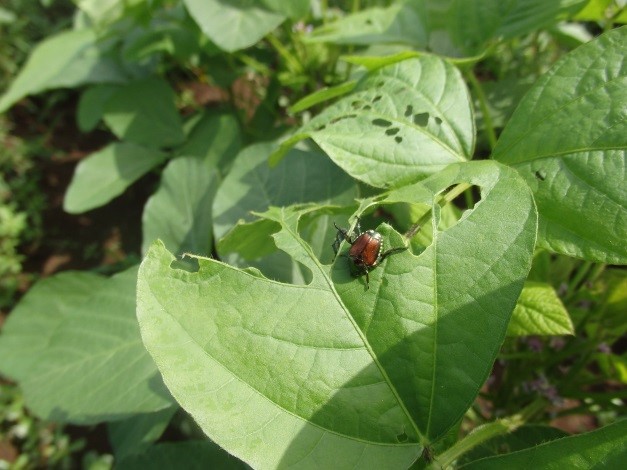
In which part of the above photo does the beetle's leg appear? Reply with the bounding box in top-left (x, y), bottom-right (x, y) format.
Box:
top-left (332, 222), bottom-right (351, 258)
top-left (364, 267), bottom-right (370, 290)
top-left (380, 246), bottom-right (408, 262)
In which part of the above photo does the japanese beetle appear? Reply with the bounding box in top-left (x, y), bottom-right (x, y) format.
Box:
top-left (332, 218), bottom-right (406, 289)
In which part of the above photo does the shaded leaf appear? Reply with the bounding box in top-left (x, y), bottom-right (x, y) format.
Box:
top-left (0, 267), bottom-right (173, 424)
top-left (459, 425), bottom-right (568, 465)
top-left (108, 407), bottom-right (178, 460)
top-left (213, 142), bottom-right (357, 280)
top-left (460, 419), bottom-right (627, 469)
top-left (77, 84), bottom-right (118, 132)
top-left (446, 0), bottom-right (587, 54)
top-left (64, 142), bottom-right (166, 214)
top-left (103, 77), bottom-right (185, 148)
top-left (493, 27), bottom-right (627, 264)
top-left (117, 441), bottom-right (249, 470)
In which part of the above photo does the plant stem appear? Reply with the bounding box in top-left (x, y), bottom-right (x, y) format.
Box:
top-left (432, 399), bottom-right (545, 468)
top-left (266, 32), bottom-right (303, 74)
top-left (404, 183), bottom-right (471, 240)
top-left (464, 69), bottom-right (497, 151)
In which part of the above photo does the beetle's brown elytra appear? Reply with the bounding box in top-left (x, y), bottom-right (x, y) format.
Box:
top-left (332, 218), bottom-right (406, 289)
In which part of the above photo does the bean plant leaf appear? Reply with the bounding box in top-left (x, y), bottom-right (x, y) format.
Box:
top-left (0, 267), bottom-right (172, 424)
top-left (306, 2), bottom-right (427, 47)
top-left (460, 419), bottom-right (627, 469)
top-left (271, 56), bottom-right (474, 188)
top-left (137, 161), bottom-right (536, 467)
top-left (142, 156), bottom-right (220, 256)
top-left (103, 77), bottom-right (185, 148)
top-left (64, 142), bottom-right (167, 214)
top-left (77, 84), bottom-right (119, 132)
top-left (493, 27), bottom-right (627, 264)
top-left (507, 281), bottom-right (574, 336)
top-left (183, 0), bottom-right (285, 52)
top-left (0, 28), bottom-right (128, 113)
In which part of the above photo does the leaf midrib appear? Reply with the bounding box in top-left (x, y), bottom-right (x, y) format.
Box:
top-left (279, 212), bottom-right (425, 443)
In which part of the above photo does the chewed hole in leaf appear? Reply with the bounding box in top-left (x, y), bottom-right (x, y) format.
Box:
top-left (372, 118), bottom-right (392, 127)
top-left (434, 116), bottom-right (443, 125)
top-left (170, 257), bottom-right (199, 273)
top-left (535, 169), bottom-right (547, 181)
top-left (363, 104), bottom-right (372, 110)
top-left (404, 105), bottom-right (413, 117)
top-left (376, 80), bottom-right (385, 88)
top-left (314, 124), bottom-right (327, 131)
top-left (372, 95), bottom-right (382, 103)
top-left (385, 127), bottom-right (400, 136)
top-left (437, 184), bottom-right (481, 232)
top-left (413, 113), bottom-right (429, 127)
top-left (395, 136), bottom-right (403, 143)
top-left (329, 114), bottom-right (357, 125)
top-left (396, 431), bottom-right (409, 443)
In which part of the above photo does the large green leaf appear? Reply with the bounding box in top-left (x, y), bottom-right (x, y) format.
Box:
top-left (64, 142), bottom-right (167, 214)
top-left (142, 156), bottom-right (220, 256)
top-left (183, 0), bottom-right (285, 52)
top-left (103, 77), bottom-right (185, 148)
top-left (0, 267), bottom-right (172, 424)
top-left (272, 56), bottom-right (474, 188)
top-left (460, 419), bottom-right (627, 469)
top-left (507, 281), bottom-right (574, 336)
top-left (493, 27), bottom-right (627, 264)
top-left (0, 28), bottom-right (127, 113)
top-left (137, 161), bottom-right (537, 467)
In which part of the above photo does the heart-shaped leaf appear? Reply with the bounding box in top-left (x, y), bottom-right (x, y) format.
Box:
top-left (183, 0), bottom-right (285, 52)
top-left (493, 27), bottom-right (627, 264)
top-left (272, 56), bottom-right (474, 188)
top-left (137, 161), bottom-right (536, 467)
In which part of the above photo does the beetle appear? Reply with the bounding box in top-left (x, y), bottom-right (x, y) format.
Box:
top-left (332, 217), bottom-right (406, 289)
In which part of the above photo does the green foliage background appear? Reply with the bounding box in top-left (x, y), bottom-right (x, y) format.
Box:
top-left (0, 0), bottom-right (626, 468)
